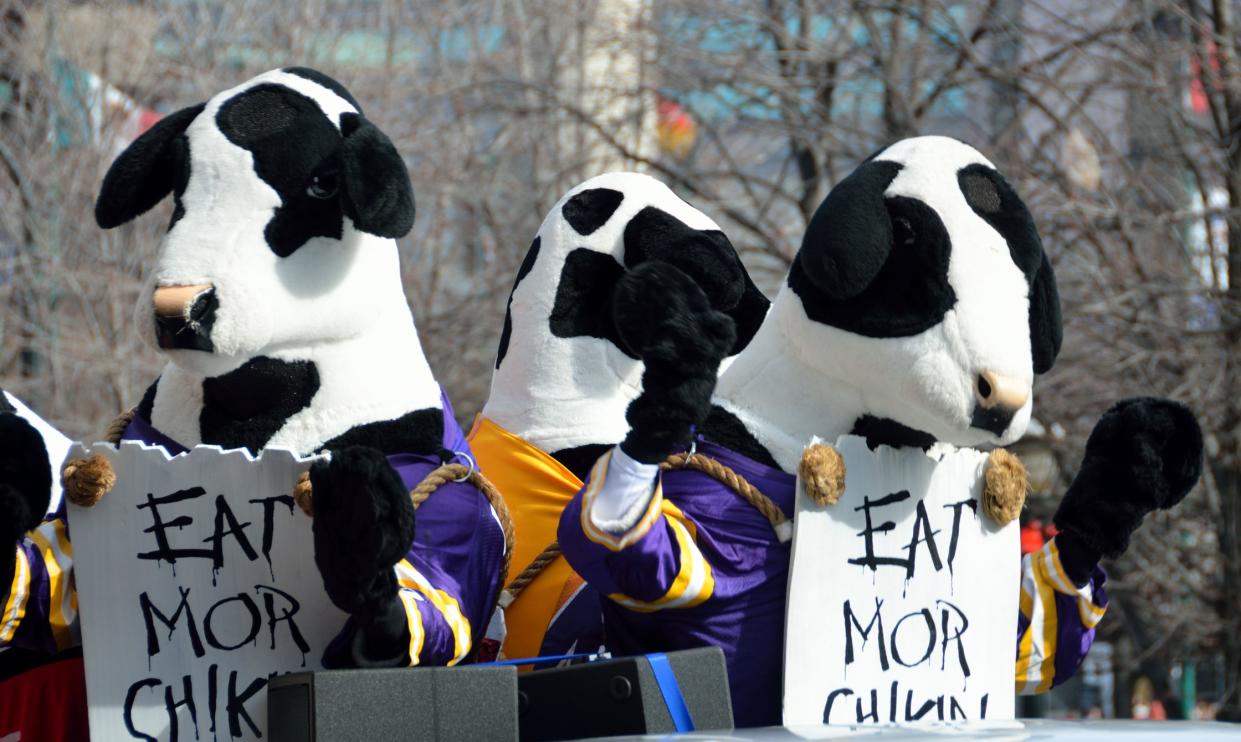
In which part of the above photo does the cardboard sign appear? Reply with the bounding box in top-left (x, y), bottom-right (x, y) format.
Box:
top-left (66, 442), bottom-right (348, 742)
top-left (783, 435), bottom-right (1019, 727)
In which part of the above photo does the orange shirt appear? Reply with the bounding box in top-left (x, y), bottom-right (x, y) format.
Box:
top-left (468, 416), bottom-right (586, 663)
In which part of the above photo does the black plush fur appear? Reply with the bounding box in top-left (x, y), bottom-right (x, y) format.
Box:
top-left (94, 103), bottom-right (204, 229)
top-left (321, 406), bottom-right (444, 458)
top-left (957, 164), bottom-right (1061, 373)
top-left (792, 193), bottom-right (957, 338)
top-left (199, 357), bottom-right (320, 454)
top-left (495, 236), bottom-right (542, 370)
top-left (726, 273), bottom-right (771, 355)
top-left (623, 206), bottom-right (746, 312)
top-left (339, 113), bottom-right (415, 239)
top-left (549, 248), bottom-right (635, 357)
top-left (562, 188), bottom-right (624, 236)
top-left (285, 66), bottom-right (363, 113)
top-left (0, 412), bottom-right (52, 607)
top-left (614, 262), bottom-right (736, 464)
top-left (310, 446), bottom-right (414, 662)
top-left (551, 443), bottom-right (614, 482)
top-left (700, 406), bottom-right (780, 470)
top-left (1053, 398), bottom-right (1203, 576)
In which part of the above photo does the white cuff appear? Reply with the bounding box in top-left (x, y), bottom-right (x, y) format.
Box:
top-left (589, 446), bottom-right (660, 534)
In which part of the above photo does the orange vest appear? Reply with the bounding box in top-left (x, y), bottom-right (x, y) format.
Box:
top-left (467, 416), bottom-right (586, 663)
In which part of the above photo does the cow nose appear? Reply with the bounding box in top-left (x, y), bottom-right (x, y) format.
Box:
top-left (974, 370), bottom-right (1029, 411)
top-left (152, 284), bottom-right (216, 352)
top-left (153, 284), bottom-right (214, 317)
top-left (970, 370), bottom-right (1029, 437)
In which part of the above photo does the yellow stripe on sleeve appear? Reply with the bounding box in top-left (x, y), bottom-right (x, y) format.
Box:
top-left (29, 522), bottom-right (74, 651)
top-left (1033, 548), bottom-right (1060, 694)
top-left (607, 500), bottom-right (714, 612)
top-left (395, 560), bottom-right (472, 666)
top-left (579, 450), bottom-right (665, 552)
top-left (0, 547), bottom-right (29, 644)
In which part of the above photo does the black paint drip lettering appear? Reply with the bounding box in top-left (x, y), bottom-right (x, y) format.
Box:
top-left (822, 688), bottom-right (854, 723)
top-left (137, 487), bottom-right (212, 564)
top-left (891, 609), bottom-right (936, 668)
top-left (164, 674), bottom-right (198, 742)
top-left (889, 680), bottom-right (898, 723)
top-left (123, 679), bottom-right (161, 741)
top-left (248, 494), bottom-right (295, 580)
top-left (937, 599), bottom-right (971, 678)
top-left (227, 671), bottom-right (267, 738)
top-left (905, 689), bottom-right (943, 721)
top-left (856, 688), bottom-right (879, 723)
top-left (843, 598), bottom-right (888, 671)
top-left (901, 502), bottom-right (942, 580)
top-left (980, 693), bottom-right (989, 719)
top-left (942, 498), bottom-right (978, 570)
top-left (140, 587), bottom-right (205, 661)
top-left (257, 583), bottom-right (310, 665)
top-left (949, 696), bottom-right (968, 720)
top-left (849, 491), bottom-right (910, 571)
top-left (203, 495), bottom-right (257, 583)
top-left (203, 593), bottom-right (262, 651)
top-left (207, 664), bottom-right (219, 739)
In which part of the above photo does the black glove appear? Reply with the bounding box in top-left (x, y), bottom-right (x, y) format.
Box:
top-left (310, 446), bottom-right (414, 664)
top-left (613, 261), bottom-right (736, 465)
top-left (0, 412), bottom-right (52, 604)
top-left (1053, 397), bottom-right (1203, 585)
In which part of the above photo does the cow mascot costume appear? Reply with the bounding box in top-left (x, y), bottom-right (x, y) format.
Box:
top-left (558, 136), bottom-right (1203, 726)
top-left (470, 171), bottom-right (769, 662)
top-left (0, 67), bottom-right (509, 710)
top-left (0, 392), bottom-right (87, 740)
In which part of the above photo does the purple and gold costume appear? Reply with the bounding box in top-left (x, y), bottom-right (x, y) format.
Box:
top-left (2, 390), bottom-right (504, 670)
top-left (558, 438), bottom-right (1110, 727)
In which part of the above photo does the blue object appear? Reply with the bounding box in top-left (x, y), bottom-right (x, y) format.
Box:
top-left (647, 652), bottom-right (695, 732)
top-left (481, 651), bottom-right (600, 667)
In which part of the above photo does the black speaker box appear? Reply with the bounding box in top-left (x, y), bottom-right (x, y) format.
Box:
top-left (517, 647), bottom-right (733, 741)
top-left (268, 664), bottom-right (519, 741)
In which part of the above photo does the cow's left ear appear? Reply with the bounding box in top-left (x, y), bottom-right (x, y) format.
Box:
top-left (1029, 251), bottom-right (1062, 374)
top-left (339, 113), bottom-right (414, 238)
top-left (96, 103), bottom-right (204, 229)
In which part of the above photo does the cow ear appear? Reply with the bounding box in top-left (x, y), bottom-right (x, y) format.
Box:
top-left (339, 113), bottom-right (414, 238)
top-left (797, 159), bottom-right (903, 300)
top-left (1029, 251), bottom-right (1062, 374)
top-left (95, 103), bottom-right (204, 229)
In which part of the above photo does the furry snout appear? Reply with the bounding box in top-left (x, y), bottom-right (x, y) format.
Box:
top-left (153, 284), bottom-right (217, 351)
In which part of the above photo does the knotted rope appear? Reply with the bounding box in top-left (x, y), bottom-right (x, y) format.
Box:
top-left (62, 408), bottom-right (134, 507)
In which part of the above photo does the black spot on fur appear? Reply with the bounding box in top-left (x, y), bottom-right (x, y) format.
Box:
top-left (970, 404), bottom-right (1017, 438)
top-left (700, 406), bottom-right (780, 471)
top-left (550, 443), bottom-right (613, 482)
top-left (792, 193), bottom-right (956, 338)
top-left (321, 407), bottom-right (444, 457)
top-left (283, 67), bottom-right (364, 114)
top-left (727, 273), bottom-right (770, 355)
top-left (958, 164), bottom-right (1062, 373)
top-left (95, 103), bottom-right (205, 229)
top-left (1054, 397), bottom-right (1203, 562)
top-left (167, 135), bottom-right (191, 229)
top-left (200, 357), bottom-right (320, 454)
top-left (851, 415), bottom-right (936, 451)
top-left (562, 188), bottom-right (624, 235)
top-left (135, 380), bottom-right (159, 423)
top-left (0, 412), bottom-right (51, 535)
top-left (548, 248), bottom-right (635, 358)
top-left (216, 85), bottom-right (346, 257)
top-left (623, 206), bottom-right (745, 312)
top-left (0, 391), bottom-right (12, 413)
top-left (496, 236), bottom-right (541, 369)
top-left (614, 263), bottom-right (736, 464)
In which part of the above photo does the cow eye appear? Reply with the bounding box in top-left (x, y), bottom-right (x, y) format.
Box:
top-left (307, 171), bottom-right (339, 199)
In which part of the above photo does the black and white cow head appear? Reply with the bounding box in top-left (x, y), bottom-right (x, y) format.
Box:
top-left (95, 67), bottom-right (415, 378)
top-left (782, 136), bottom-right (1060, 450)
top-left (482, 172), bottom-right (768, 471)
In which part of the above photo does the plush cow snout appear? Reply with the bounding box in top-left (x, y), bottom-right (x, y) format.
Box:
top-left (153, 284), bottom-right (217, 352)
top-left (970, 370), bottom-right (1028, 437)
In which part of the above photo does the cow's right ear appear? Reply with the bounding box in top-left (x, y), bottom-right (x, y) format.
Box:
top-left (95, 103), bottom-right (204, 229)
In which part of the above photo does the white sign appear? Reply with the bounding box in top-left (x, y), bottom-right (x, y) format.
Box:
top-left (783, 435), bottom-right (1019, 727)
top-left (66, 442), bottom-right (348, 742)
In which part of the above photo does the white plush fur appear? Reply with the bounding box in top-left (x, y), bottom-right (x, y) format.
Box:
top-left (481, 171), bottom-right (731, 455)
top-left (715, 136), bottom-right (1035, 473)
top-left (139, 69), bottom-right (439, 452)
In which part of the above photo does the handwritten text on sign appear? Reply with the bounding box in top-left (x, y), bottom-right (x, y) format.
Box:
top-left (782, 436), bottom-right (1019, 726)
top-left (66, 442), bottom-right (348, 742)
